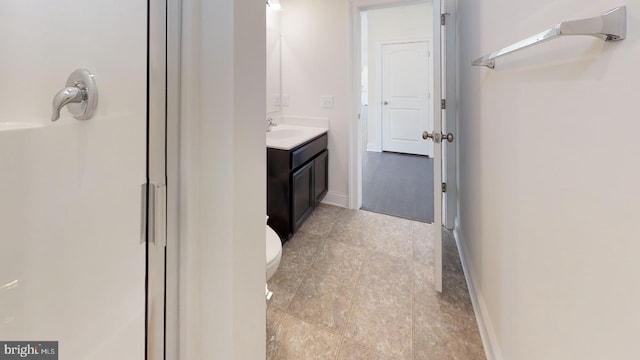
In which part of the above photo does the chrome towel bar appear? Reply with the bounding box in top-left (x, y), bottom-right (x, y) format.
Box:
top-left (472, 6), bottom-right (627, 69)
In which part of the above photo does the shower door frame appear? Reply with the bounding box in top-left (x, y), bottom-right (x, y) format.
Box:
top-left (149, 0), bottom-right (182, 357)
top-left (147, 0), bottom-right (175, 358)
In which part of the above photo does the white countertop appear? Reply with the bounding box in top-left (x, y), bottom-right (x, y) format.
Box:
top-left (266, 124), bottom-right (328, 150)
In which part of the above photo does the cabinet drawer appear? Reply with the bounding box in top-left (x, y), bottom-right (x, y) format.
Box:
top-left (291, 133), bottom-right (327, 169)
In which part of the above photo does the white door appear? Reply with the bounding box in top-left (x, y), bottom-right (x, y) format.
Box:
top-left (0, 2), bottom-right (148, 358)
top-left (381, 41), bottom-right (433, 156)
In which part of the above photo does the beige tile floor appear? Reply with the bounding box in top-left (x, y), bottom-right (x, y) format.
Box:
top-left (266, 204), bottom-right (486, 360)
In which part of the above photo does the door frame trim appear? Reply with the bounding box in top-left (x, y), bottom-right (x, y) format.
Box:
top-left (441, 0), bottom-right (458, 231)
top-left (147, 0), bottom-right (172, 358)
top-left (146, 2), bottom-right (185, 359)
top-left (348, 0), bottom-right (431, 210)
top-left (347, 0), bottom-right (457, 226)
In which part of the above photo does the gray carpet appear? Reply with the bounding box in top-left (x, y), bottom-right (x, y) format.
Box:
top-left (361, 151), bottom-right (434, 223)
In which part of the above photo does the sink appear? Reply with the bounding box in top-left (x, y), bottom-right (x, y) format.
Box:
top-left (266, 125), bottom-right (328, 150)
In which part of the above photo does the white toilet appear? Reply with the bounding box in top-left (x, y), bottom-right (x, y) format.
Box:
top-left (266, 224), bottom-right (282, 281)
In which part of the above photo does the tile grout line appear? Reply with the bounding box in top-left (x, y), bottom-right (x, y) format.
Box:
top-left (281, 231), bottom-right (328, 313)
top-left (411, 220), bottom-right (417, 360)
top-left (266, 306), bottom-right (287, 360)
top-left (339, 246), bottom-right (397, 360)
top-left (339, 234), bottom-right (370, 334)
top-left (338, 223), bottom-right (376, 354)
top-left (283, 210), bottom-right (348, 341)
top-left (293, 209), bottom-right (397, 360)
top-left (279, 225), bottom-right (346, 357)
top-left (347, 214), bottom-right (413, 360)
top-left (334, 335), bottom-right (346, 360)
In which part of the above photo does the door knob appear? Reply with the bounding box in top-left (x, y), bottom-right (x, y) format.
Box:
top-left (51, 69), bottom-right (98, 121)
top-left (383, 101), bottom-right (388, 105)
top-left (422, 131), bottom-right (455, 143)
top-left (422, 131), bottom-right (441, 143)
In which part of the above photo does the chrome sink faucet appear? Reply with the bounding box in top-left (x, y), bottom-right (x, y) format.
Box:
top-left (266, 117), bottom-right (278, 132)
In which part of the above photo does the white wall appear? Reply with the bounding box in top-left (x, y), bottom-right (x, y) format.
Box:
top-left (280, 0), bottom-right (351, 206)
top-left (456, 1), bottom-right (640, 359)
top-left (266, 6), bottom-right (282, 115)
top-left (365, 3), bottom-right (433, 152)
top-left (179, 0), bottom-right (266, 358)
top-left (361, 12), bottom-right (369, 107)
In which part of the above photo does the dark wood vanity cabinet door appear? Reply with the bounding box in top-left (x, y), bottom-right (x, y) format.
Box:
top-left (314, 150), bottom-right (328, 203)
top-left (268, 133), bottom-right (328, 241)
top-left (291, 161), bottom-right (314, 232)
top-left (267, 148), bottom-right (292, 241)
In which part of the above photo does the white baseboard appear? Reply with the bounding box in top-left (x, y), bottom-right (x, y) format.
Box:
top-left (453, 217), bottom-right (504, 360)
top-left (366, 144), bottom-right (381, 152)
top-left (321, 191), bottom-right (349, 208)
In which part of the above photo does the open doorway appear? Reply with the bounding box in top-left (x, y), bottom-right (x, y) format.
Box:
top-left (359, 2), bottom-right (435, 223)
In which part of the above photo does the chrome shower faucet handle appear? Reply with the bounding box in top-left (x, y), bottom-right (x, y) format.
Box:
top-left (51, 69), bottom-right (98, 121)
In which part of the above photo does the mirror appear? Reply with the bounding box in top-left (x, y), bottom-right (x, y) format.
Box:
top-left (266, 5), bottom-right (281, 114)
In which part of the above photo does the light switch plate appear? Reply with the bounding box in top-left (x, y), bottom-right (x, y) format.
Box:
top-left (321, 95), bottom-right (334, 108)
top-left (281, 94), bottom-right (290, 106)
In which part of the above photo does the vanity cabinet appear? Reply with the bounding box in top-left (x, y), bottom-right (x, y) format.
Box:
top-left (267, 133), bottom-right (328, 242)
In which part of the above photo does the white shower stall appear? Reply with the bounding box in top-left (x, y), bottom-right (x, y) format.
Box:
top-left (0, 2), bottom-right (150, 358)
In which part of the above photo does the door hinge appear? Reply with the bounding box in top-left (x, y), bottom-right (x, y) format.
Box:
top-left (441, 13), bottom-right (450, 25)
top-left (442, 182), bottom-right (447, 193)
top-left (441, 99), bottom-right (446, 109)
top-left (141, 183), bottom-right (167, 247)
